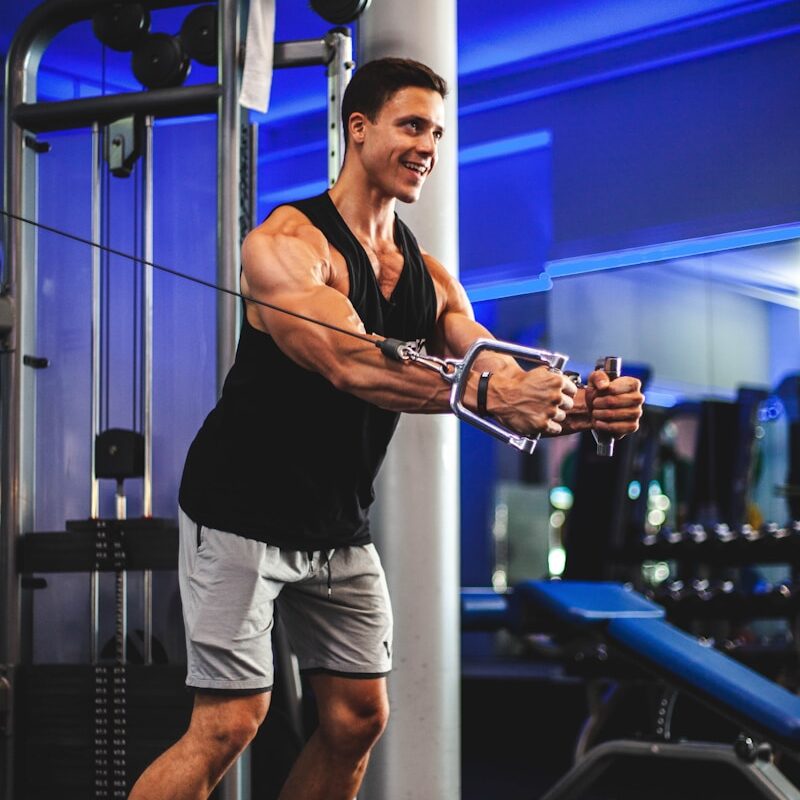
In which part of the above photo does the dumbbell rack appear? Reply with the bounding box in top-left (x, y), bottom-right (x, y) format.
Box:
top-left (627, 521), bottom-right (800, 679)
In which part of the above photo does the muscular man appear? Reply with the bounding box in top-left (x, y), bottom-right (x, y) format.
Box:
top-left (129, 58), bottom-right (643, 800)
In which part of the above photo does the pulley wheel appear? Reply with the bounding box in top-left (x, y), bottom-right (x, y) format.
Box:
top-left (310, 0), bottom-right (372, 25)
top-left (180, 4), bottom-right (218, 67)
top-left (132, 33), bottom-right (191, 90)
top-left (92, 3), bottom-right (151, 52)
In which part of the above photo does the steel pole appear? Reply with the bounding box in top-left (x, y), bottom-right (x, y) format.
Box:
top-left (218, 3), bottom-right (248, 798)
top-left (216, 0), bottom-right (243, 395)
top-left (142, 116), bottom-right (154, 665)
top-left (325, 28), bottom-right (353, 185)
top-left (90, 122), bottom-right (102, 663)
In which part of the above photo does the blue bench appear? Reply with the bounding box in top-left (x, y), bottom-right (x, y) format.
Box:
top-left (461, 580), bottom-right (800, 799)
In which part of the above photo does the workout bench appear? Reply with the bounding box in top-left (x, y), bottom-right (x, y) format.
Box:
top-left (461, 581), bottom-right (800, 799)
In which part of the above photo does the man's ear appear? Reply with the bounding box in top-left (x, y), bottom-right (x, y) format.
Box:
top-left (348, 112), bottom-right (368, 145)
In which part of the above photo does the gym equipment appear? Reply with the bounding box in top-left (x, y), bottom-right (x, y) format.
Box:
top-left (311, 0), bottom-right (372, 25)
top-left (92, 3), bottom-right (151, 52)
top-left (560, 365), bottom-right (652, 580)
top-left (636, 520), bottom-right (800, 565)
top-left (132, 33), bottom-right (191, 90)
top-left (3, 3), bottom-right (355, 798)
top-left (449, 339), bottom-right (568, 454)
top-left (105, 116), bottom-right (144, 178)
top-left (592, 356), bottom-right (622, 457)
top-left (690, 390), bottom-right (768, 529)
top-left (461, 581), bottom-right (800, 799)
top-left (180, 4), bottom-right (217, 66)
top-left (384, 336), bottom-right (623, 456)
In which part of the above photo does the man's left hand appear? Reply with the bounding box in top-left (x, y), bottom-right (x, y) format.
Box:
top-left (585, 371), bottom-right (645, 437)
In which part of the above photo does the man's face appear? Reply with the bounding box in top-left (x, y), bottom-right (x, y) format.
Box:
top-left (356, 86), bottom-right (446, 203)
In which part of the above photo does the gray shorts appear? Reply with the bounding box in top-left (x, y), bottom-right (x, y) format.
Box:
top-left (178, 508), bottom-right (393, 692)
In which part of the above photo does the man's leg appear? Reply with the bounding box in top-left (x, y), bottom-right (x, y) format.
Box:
top-left (278, 674), bottom-right (389, 800)
top-left (128, 691), bottom-right (270, 800)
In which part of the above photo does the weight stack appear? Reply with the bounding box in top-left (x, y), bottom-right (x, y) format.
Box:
top-left (14, 664), bottom-right (192, 798)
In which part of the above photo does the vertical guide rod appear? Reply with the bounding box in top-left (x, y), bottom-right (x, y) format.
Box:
top-left (90, 121), bottom-right (102, 663)
top-left (143, 117), bottom-right (153, 519)
top-left (142, 115), bottom-right (154, 665)
top-left (217, 1), bottom-right (247, 798)
top-left (216, 0), bottom-right (242, 396)
top-left (326, 28), bottom-right (352, 185)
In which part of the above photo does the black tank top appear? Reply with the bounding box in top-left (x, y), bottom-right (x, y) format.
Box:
top-left (179, 192), bottom-right (438, 550)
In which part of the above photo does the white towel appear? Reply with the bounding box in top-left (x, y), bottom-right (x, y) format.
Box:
top-left (239, 0), bottom-right (276, 113)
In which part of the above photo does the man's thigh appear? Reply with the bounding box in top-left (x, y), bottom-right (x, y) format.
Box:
top-left (178, 508), bottom-right (307, 692)
top-left (278, 544), bottom-right (394, 678)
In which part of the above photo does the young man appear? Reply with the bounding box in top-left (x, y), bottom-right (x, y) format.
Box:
top-left (129, 58), bottom-right (644, 800)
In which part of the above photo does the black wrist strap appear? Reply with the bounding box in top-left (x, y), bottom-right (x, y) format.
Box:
top-left (477, 371), bottom-right (491, 417)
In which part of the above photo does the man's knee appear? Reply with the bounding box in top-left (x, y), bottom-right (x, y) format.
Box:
top-left (191, 691), bottom-right (271, 759)
top-left (319, 691), bottom-right (389, 758)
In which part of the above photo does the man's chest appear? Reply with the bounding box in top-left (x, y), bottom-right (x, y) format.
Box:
top-left (328, 241), bottom-right (406, 303)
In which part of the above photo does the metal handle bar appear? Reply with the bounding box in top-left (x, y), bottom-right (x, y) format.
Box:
top-left (591, 355), bottom-right (622, 457)
top-left (379, 337), bottom-right (622, 458)
top-left (449, 338), bottom-right (568, 454)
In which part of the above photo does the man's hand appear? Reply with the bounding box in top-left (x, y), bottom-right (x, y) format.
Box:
top-left (585, 370), bottom-right (644, 437)
top-left (488, 367), bottom-right (578, 436)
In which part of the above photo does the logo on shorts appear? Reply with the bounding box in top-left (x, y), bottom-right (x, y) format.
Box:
top-left (383, 641), bottom-right (391, 659)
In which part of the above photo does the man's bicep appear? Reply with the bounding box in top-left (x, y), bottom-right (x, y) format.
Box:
top-left (242, 223), bottom-right (329, 300)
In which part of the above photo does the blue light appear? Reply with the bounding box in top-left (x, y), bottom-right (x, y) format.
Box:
top-left (459, 131), bottom-right (552, 165)
top-left (545, 222), bottom-right (800, 279)
top-left (643, 390), bottom-right (680, 408)
top-left (466, 275), bottom-right (553, 303)
top-left (759, 396), bottom-right (785, 422)
top-left (460, 21), bottom-right (800, 117)
top-left (628, 481), bottom-right (642, 501)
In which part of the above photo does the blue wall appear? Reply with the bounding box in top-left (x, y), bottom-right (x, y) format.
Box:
top-left (459, 0), bottom-right (800, 266)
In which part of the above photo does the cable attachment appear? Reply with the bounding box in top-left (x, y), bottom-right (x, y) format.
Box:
top-left (377, 338), bottom-right (459, 379)
top-left (450, 338), bottom-right (568, 454)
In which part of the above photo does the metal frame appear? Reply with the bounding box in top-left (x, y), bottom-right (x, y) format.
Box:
top-left (1, 2), bottom-right (352, 797)
top-left (541, 739), bottom-right (800, 800)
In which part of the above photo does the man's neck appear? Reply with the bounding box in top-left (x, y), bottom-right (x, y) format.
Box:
top-left (328, 161), bottom-right (397, 246)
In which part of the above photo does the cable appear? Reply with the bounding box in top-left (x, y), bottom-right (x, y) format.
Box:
top-left (0, 209), bottom-right (379, 350)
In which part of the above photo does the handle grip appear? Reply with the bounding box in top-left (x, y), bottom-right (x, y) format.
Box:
top-left (591, 355), bottom-right (622, 457)
top-left (450, 338), bottom-right (568, 454)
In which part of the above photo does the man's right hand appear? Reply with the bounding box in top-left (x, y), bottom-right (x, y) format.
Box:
top-left (487, 367), bottom-right (577, 436)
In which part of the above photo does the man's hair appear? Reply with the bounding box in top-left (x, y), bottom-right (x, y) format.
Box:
top-left (341, 57), bottom-right (448, 146)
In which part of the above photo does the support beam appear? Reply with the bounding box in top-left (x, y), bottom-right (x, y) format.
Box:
top-left (357, 2), bottom-right (461, 797)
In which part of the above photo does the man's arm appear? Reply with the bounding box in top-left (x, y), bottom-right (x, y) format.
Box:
top-left (421, 252), bottom-right (644, 438)
top-left (242, 207), bottom-right (572, 436)
top-left (241, 206), bottom-right (453, 415)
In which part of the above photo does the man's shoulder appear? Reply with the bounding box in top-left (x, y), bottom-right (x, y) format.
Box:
top-left (259, 203), bottom-right (312, 234)
top-left (249, 203), bottom-right (329, 249)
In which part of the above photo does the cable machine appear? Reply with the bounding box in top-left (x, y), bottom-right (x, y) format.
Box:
top-left (1, 1), bottom-right (352, 797)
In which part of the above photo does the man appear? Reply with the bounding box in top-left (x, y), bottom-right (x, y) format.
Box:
top-left (129, 58), bottom-right (643, 800)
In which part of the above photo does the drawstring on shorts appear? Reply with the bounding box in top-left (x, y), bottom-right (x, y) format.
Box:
top-left (323, 550), bottom-right (333, 600)
top-left (311, 549), bottom-right (333, 600)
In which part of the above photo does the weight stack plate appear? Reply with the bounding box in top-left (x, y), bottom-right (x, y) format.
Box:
top-left (14, 664), bottom-right (192, 798)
